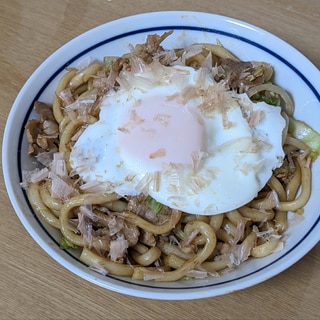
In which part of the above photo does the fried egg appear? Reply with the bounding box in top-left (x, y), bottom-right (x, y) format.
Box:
top-left (70, 62), bottom-right (286, 215)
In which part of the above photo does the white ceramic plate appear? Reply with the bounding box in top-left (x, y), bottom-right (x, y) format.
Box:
top-left (3, 11), bottom-right (320, 300)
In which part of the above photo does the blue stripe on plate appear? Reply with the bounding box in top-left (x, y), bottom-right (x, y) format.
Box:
top-left (18, 25), bottom-right (320, 290)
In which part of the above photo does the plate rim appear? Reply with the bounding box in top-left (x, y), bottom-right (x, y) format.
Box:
top-left (2, 10), bottom-right (320, 300)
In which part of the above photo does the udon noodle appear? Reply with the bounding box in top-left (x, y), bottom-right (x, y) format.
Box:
top-left (23, 31), bottom-right (313, 281)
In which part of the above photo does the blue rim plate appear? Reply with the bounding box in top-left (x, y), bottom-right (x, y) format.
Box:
top-left (3, 11), bottom-right (320, 300)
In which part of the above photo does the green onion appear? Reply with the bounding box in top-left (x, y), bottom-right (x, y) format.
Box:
top-left (173, 229), bottom-right (186, 240)
top-left (260, 94), bottom-right (280, 106)
top-left (146, 195), bottom-right (163, 213)
top-left (59, 236), bottom-right (77, 250)
top-left (251, 89), bottom-right (281, 106)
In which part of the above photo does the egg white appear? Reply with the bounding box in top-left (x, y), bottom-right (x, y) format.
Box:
top-left (70, 62), bottom-right (285, 215)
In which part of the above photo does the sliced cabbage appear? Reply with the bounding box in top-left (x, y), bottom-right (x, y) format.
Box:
top-left (288, 117), bottom-right (320, 161)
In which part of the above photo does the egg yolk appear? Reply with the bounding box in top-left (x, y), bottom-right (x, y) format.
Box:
top-left (117, 94), bottom-right (207, 173)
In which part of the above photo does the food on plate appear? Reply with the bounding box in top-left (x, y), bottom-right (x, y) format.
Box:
top-left (22, 31), bottom-right (318, 281)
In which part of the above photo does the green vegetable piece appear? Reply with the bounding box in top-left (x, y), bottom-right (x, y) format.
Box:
top-left (173, 228), bottom-right (186, 240)
top-left (246, 66), bottom-right (264, 81)
top-left (146, 195), bottom-right (163, 213)
top-left (288, 117), bottom-right (320, 161)
top-left (104, 57), bottom-right (117, 74)
top-left (59, 236), bottom-right (77, 250)
top-left (250, 86), bottom-right (281, 106)
top-left (260, 94), bottom-right (280, 106)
